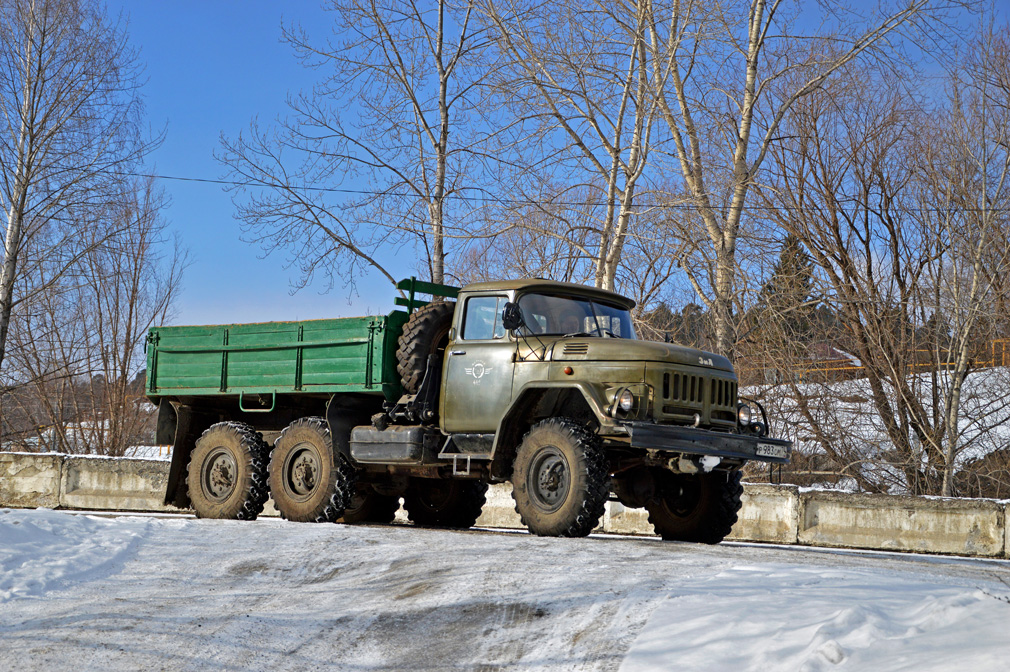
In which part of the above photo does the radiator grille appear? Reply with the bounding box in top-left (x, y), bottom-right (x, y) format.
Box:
top-left (658, 371), bottom-right (737, 427)
top-left (662, 372), bottom-right (704, 403)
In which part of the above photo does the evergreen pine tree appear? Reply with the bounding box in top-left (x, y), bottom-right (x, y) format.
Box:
top-left (755, 234), bottom-right (817, 341)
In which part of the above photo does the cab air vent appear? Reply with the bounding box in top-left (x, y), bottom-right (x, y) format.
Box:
top-left (562, 343), bottom-right (589, 355)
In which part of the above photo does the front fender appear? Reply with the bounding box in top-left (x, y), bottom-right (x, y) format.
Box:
top-left (487, 381), bottom-right (613, 481)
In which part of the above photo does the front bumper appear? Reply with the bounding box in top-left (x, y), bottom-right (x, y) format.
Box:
top-left (626, 422), bottom-right (792, 464)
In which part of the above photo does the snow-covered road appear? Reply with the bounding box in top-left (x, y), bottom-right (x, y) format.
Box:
top-left (2, 508), bottom-right (1009, 671)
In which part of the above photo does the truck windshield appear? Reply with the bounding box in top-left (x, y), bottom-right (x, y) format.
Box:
top-left (516, 293), bottom-right (637, 339)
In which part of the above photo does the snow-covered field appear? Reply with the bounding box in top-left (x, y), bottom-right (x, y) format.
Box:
top-left (2, 508), bottom-right (1009, 671)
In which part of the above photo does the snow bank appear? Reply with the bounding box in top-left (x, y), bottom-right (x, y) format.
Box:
top-left (621, 563), bottom-right (1009, 671)
top-left (0, 508), bottom-right (147, 602)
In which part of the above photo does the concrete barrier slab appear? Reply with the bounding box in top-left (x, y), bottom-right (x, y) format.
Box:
top-left (729, 483), bottom-right (800, 544)
top-left (0, 453), bottom-right (63, 508)
top-left (476, 483), bottom-right (523, 529)
top-left (60, 456), bottom-right (175, 512)
top-left (799, 490), bottom-right (1005, 557)
top-left (1005, 502), bottom-right (1009, 559)
top-left (604, 502), bottom-right (654, 536)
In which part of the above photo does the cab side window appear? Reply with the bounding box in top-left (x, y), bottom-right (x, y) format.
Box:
top-left (462, 296), bottom-right (507, 340)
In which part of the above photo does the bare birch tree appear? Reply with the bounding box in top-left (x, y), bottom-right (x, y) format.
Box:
top-left (1, 177), bottom-right (183, 455)
top-left (454, 185), bottom-right (600, 284)
top-left (913, 23), bottom-right (1010, 495)
top-left (480, 0), bottom-right (664, 291)
top-left (220, 0), bottom-right (493, 290)
top-left (645, 0), bottom-right (973, 358)
top-left (0, 0), bottom-right (148, 374)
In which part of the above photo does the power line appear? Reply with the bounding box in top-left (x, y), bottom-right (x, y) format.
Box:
top-left (120, 171), bottom-right (1010, 214)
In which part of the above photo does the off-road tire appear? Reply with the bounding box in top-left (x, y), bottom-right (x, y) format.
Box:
top-left (403, 478), bottom-right (488, 528)
top-left (187, 422), bottom-right (269, 520)
top-left (396, 301), bottom-right (455, 394)
top-left (339, 484), bottom-right (400, 524)
top-left (645, 470), bottom-right (743, 544)
top-left (268, 416), bottom-right (355, 523)
top-left (511, 418), bottom-right (609, 537)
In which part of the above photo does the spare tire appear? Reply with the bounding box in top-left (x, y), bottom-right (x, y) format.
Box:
top-left (396, 300), bottom-right (455, 394)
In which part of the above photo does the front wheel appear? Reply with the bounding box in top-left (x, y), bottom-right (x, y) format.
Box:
top-left (187, 422), bottom-right (269, 520)
top-left (268, 417), bottom-right (355, 522)
top-left (511, 418), bottom-right (609, 537)
top-left (645, 470), bottom-right (743, 544)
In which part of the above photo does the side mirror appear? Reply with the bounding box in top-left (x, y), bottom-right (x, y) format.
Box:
top-left (502, 302), bottom-right (524, 331)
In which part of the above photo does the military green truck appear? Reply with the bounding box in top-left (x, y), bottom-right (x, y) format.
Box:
top-left (148, 277), bottom-right (790, 543)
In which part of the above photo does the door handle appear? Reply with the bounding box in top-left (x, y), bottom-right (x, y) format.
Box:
top-left (450, 350), bottom-right (466, 355)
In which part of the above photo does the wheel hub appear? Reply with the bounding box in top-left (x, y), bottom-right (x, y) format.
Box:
top-left (528, 447), bottom-right (570, 513)
top-left (538, 462), bottom-right (565, 493)
top-left (287, 446), bottom-right (319, 496)
top-left (204, 448), bottom-right (237, 501)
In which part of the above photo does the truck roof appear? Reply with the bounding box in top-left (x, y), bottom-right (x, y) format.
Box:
top-left (460, 278), bottom-right (636, 309)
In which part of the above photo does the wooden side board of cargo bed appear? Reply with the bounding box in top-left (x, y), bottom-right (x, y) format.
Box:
top-left (145, 311), bottom-right (410, 402)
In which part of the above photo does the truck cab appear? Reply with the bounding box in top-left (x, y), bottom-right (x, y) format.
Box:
top-left (442, 279), bottom-right (741, 439)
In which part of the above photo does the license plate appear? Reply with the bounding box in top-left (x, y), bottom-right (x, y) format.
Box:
top-left (756, 443), bottom-right (788, 459)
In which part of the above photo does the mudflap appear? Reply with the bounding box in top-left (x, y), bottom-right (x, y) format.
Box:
top-left (162, 402), bottom-right (215, 508)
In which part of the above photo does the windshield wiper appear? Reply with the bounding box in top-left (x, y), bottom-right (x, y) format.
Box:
top-left (587, 301), bottom-right (621, 338)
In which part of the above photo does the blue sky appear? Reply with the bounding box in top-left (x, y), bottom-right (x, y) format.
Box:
top-left (105, 0), bottom-right (398, 325)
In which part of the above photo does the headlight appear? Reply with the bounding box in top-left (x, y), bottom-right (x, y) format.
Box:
top-left (737, 404), bottom-right (753, 426)
top-left (618, 389), bottom-right (635, 413)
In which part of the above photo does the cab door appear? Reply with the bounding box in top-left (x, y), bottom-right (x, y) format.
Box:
top-left (441, 294), bottom-right (515, 433)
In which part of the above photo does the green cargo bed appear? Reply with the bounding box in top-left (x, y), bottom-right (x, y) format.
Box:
top-left (145, 311), bottom-right (409, 402)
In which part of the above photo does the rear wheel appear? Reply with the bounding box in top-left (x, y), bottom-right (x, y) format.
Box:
top-left (403, 478), bottom-right (488, 528)
top-left (511, 418), bottom-right (609, 537)
top-left (187, 422), bottom-right (269, 520)
top-left (645, 470), bottom-right (743, 544)
top-left (340, 484), bottom-right (400, 524)
top-left (268, 417), bottom-right (355, 522)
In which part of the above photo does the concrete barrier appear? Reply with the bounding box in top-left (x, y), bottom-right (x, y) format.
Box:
top-left (2, 451), bottom-right (1008, 558)
top-left (0, 452), bottom-right (64, 509)
top-left (729, 483), bottom-right (800, 544)
top-left (60, 456), bottom-right (175, 512)
top-left (476, 482), bottom-right (801, 542)
top-left (799, 490), bottom-right (1006, 557)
